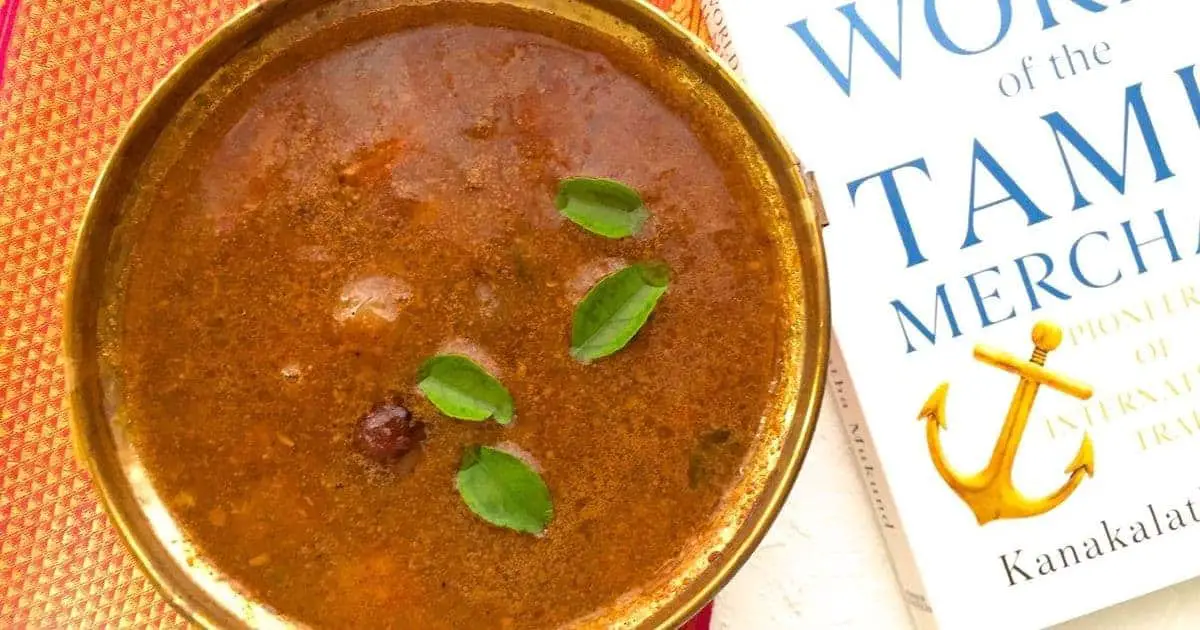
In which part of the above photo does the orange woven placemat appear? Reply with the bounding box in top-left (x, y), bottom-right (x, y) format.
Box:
top-left (0, 1), bottom-right (712, 628)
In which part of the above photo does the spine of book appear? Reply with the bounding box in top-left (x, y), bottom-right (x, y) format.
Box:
top-left (699, 3), bottom-right (936, 627)
top-left (828, 335), bottom-right (938, 630)
top-left (697, 0), bottom-right (739, 73)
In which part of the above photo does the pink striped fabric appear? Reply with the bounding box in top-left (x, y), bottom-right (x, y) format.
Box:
top-left (0, 0), bottom-right (19, 88)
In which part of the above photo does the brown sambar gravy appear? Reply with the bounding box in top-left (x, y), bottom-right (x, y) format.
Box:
top-left (116, 22), bottom-right (783, 629)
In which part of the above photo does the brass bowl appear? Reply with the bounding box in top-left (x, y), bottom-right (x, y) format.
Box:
top-left (63, 0), bottom-right (830, 627)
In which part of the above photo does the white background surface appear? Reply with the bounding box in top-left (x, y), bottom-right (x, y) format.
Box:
top-left (710, 395), bottom-right (1200, 630)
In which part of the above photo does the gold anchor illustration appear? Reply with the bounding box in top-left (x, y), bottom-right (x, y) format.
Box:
top-left (919, 321), bottom-right (1095, 525)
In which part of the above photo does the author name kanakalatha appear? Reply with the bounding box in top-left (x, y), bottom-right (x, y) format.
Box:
top-left (1000, 494), bottom-right (1200, 586)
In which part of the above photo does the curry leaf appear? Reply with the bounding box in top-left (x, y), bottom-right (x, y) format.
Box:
top-left (554, 177), bottom-right (649, 239)
top-left (570, 261), bottom-right (670, 363)
top-left (456, 446), bottom-right (553, 535)
top-left (417, 355), bottom-right (514, 424)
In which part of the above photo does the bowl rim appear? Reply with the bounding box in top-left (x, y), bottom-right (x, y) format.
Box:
top-left (62, 0), bottom-right (831, 627)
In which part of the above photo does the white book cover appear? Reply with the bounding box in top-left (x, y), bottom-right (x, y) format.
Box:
top-left (701, 1), bottom-right (1200, 629)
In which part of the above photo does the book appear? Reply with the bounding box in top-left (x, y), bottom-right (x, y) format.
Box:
top-left (700, 1), bottom-right (1200, 628)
